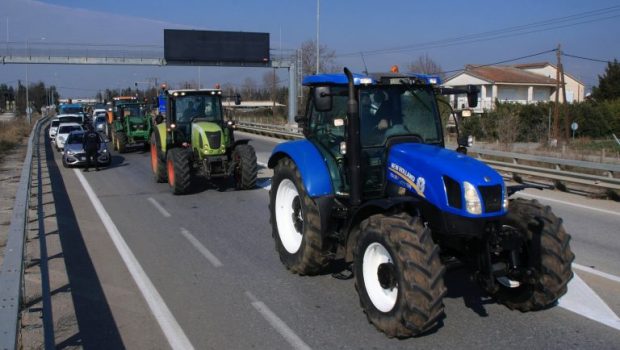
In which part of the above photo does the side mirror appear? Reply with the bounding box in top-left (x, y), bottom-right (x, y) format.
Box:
top-left (458, 134), bottom-right (473, 147)
top-left (234, 94), bottom-right (242, 106)
top-left (466, 85), bottom-right (479, 108)
top-left (155, 114), bottom-right (164, 124)
top-left (313, 86), bottom-right (332, 112)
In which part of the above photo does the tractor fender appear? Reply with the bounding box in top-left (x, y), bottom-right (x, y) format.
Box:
top-left (343, 197), bottom-right (423, 262)
top-left (232, 139), bottom-right (250, 147)
top-left (268, 140), bottom-right (333, 198)
top-left (154, 123), bottom-right (168, 153)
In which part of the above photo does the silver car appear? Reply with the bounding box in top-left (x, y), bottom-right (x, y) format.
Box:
top-left (62, 131), bottom-right (111, 168)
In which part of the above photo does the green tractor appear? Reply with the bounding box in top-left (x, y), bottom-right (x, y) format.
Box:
top-left (150, 88), bottom-right (257, 194)
top-left (111, 103), bottom-right (152, 153)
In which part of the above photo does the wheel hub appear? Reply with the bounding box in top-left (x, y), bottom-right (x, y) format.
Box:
top-left (291, 196), bottom-right (303, 232)
top-left (377, 263), bottom-right (397, 290)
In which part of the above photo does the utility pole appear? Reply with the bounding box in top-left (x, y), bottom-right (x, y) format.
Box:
top-left (560, 60), bottom-right (570, 141)
top-left (552, 44), bottom-right (561, 142)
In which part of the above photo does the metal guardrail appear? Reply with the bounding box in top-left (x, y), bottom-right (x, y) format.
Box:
top-left (236, 121), bottom-right (620, 192)
top-left (0, 116), bottom-right (48, 350)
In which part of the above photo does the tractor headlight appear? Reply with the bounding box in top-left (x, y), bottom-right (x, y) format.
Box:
top-left (65, 149), bottom-right (75, 155)
top-left (463, 181), bottom-right (482, 215)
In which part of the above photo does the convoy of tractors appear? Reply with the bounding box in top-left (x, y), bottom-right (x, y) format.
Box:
top-left (52, 67), bottom-right (573, 338)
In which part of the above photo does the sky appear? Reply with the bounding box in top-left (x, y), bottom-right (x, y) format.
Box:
top-left (0, 0), bottom-right (618, 98)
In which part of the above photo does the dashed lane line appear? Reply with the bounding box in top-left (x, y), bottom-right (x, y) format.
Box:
top-left (245, 291), bottom-right (312, 350)
top-left (180, 228), bottom-right (223, 267)
top-left (148, 197), bottom-right (172, 218)
top-left (75, 170), bottom-right (195, 350)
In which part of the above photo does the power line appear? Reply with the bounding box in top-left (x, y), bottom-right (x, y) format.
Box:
top-left (439, 49), bottom-right (557, 75)
top-left (337, 5), bottom-right (620, 58)
top-left (562, 52), bottom-right (613, 63)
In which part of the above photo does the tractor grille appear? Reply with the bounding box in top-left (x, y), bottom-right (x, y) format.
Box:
top-left (205, 131), bottom-right (222, 149)
top-left (478, 185), bottom-right (502, 213)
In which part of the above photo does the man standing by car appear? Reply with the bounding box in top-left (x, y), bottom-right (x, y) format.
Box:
top-left (83, 124), bottom-right (100, 172)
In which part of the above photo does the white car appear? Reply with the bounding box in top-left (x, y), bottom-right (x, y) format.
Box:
top-left (55, 122), bottom-right (83, 151)
top-left (49, 117), bottom-right (60, 139)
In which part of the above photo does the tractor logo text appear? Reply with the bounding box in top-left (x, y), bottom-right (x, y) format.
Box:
top-left (388, 162), bottom-right (426, 198)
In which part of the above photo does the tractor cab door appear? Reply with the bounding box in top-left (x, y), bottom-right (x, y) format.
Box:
top-left (307, 86), bottom-right (348, 195)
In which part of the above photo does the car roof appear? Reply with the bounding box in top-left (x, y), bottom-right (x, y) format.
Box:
top-left (302, 72), bottom-right (441, 86)
top-left (57, 114), bottom-right (80, 118)
top-left (58, 122), bottom-right (82, 128)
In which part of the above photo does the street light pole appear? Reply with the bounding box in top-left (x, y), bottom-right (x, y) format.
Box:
top-left (25, 39), bottom-right (30, 124)
top-left (316, 0), bottom-right (320, 74)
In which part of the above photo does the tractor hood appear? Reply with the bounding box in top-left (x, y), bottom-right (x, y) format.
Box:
top-left (191, 121), bottom-right (228, 155)
top-left (387, 143), bottom-right (506, 217)
top-left (128, 115), bottom-right (147, 125)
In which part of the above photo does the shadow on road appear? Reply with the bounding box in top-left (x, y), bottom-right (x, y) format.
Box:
top-left (45, 138), bottom-right (125, 349)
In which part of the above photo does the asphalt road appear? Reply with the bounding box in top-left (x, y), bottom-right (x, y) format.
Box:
top-left (49, 131), bottom-right (620, 349)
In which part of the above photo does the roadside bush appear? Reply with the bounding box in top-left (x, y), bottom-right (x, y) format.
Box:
top-left (0, 118), bottom-right (31, 160)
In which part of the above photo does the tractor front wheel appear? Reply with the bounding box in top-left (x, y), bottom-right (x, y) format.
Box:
top-left (166, 148), bottom-right (192, 195)
top-left (115, 132), bottom-right (128, 153)
top-left (269, 157), bottom-right (331, 275)
top-left (150, 134), bottom-right (167, 183)
top-left (489, 198), bottom-right (574, 311)
top-left (354, 212), bottom-right (446, 338)
top-left (233, 144), bottom-right (257, 190)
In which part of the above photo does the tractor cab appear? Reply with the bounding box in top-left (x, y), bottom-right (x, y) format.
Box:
top-left (162, 89), bottom-right (225, 143)
top-left (300, 72), bottom-right (457, 200)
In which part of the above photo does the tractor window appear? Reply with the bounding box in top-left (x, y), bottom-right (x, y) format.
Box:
top-left (308, 86), bottom-right (348, 193)
top-left (359, 86), bottom-right (442, 147)
top-left (175, 95), bottom-right (223, 124)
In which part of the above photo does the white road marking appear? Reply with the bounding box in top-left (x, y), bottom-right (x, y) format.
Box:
top-left (517, 192), bottom-right (620, 217)
top-left (180, 228), bottom-right (223, 267)
top-left (559, 272), bottom-right (620, 331)
top-left (573, 263), bottom-right (620, 284)
top-left (75, 170), bottom-right (195, 350)
top-left (148, 197), bottom-right (172, 218)
top-left (245, 291), bottom-right (312, 350)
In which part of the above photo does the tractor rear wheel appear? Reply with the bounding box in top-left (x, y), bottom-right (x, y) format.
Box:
top-left (150, 134), bottom-right (167, 183)
top-left (490, 198), bottom-right (574, 311)
top-left (354, 212), bottom-right (446, 338)
top-left (269, 157), bottom-right (331, 275)
top-left (166, 148), bottom-right (192, 195)
top-left (115, 132), bottom-right (128, 153)
top-left (233, 144), bottom-right (257, 190)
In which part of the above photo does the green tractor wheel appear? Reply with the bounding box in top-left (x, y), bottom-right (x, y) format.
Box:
top-left (115, 132), bottom-right (128, 153)
top-left (166, 148), bottom-right (192, 195)
top-left (233, 144), bottom-right (258, 190)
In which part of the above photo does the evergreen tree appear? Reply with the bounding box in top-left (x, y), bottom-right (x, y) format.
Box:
top-left (591, 59), bottom-right (620, 101)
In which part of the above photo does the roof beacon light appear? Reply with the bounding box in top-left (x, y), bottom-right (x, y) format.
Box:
top-left (428, 77), bottom-right (438, 85)
top-left (391, 65), bottom-right (399, 73)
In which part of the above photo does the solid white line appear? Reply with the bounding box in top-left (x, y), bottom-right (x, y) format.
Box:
top-left (148, 197), bottom-right (172, 218)
top-left (517, 192), bottom-right (620, 217)
top-left (573, 263), bottom-right (620, 284)
top-left (75, 169), bottom-right (195, 350)
top-left (245, 291), bottom-right (312, 350)
top-left (180, 228), bottom-right (223, 267)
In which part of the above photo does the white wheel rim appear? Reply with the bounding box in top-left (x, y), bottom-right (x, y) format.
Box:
top-left (275, 179), bottom-right (303, 254)
top-left (363, 242), bottom-right (398, 312)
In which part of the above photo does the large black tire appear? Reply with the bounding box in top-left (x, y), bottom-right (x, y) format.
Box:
top-left (491, 198), bottom-right (574, 311)
top-left (166, 148), bottom-right (192, 195)
top-left (150, 133), bottom-right (167, 183)
top-left (115, 132), bottom-right (128, 153)
top-left (232, 144), bottom-right (257, 190)
top-left (354, 212), bottom-right (446, 338)
top-left (269, 157), bottom-right (331, 275)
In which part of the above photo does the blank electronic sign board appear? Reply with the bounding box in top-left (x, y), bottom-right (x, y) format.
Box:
top-left (164, 29), bottom-right (270, 64)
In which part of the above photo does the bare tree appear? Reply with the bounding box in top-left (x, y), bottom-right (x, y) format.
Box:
top-left (407, 53), bottom-right (445, 80)
top-left (299, 39), bottom-right (339, 76)
top-left (241, 77), bottom-right (258, 99)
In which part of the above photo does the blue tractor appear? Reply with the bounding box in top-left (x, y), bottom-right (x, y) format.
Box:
top-left (268, 68), bottom-right (574, 337)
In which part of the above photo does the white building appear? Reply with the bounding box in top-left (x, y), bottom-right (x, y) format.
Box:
top-left (514, 62), bottom-right (585, 103)
top-left (443, 63), bottom-right (585, 112)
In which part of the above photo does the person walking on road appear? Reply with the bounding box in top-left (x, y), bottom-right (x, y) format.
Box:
top-left (83, 124), bottom-right (100, 172)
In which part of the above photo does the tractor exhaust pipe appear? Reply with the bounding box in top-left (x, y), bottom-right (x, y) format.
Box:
top-left (344, 67), bottom-right (362, 207)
